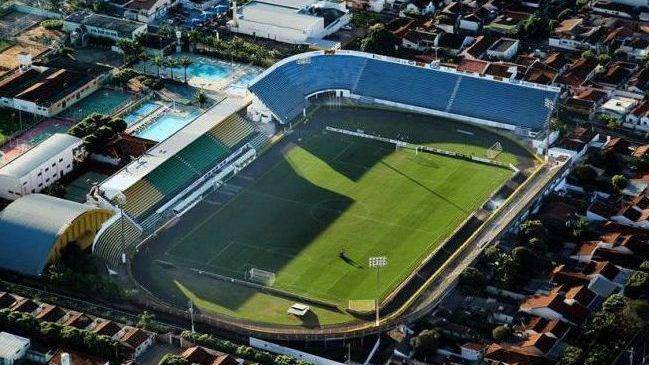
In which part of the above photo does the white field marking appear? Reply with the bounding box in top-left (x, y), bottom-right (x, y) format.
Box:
top-left (206, 241), bottom-right (234, 265)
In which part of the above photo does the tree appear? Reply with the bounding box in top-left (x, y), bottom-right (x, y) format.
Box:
top-left (572, 164), bottom-right (598, 189)
top-left (558, 346), bottom-right (584, 365)
top-left (153, 55), bottom-right (165, 78)
top-left (116, 38), bottom-right (143, 64)
top-left (69, 114), bottom-right (126, 154)
top-left (519, 220), bottom-right (547, 243)
top-left (137, 311), bottom-right (155, 331)
top-left (492, 325), bottom-right (512, 342)
top-left (43, 181), bottom-right (66, 198)
top-left (41, 19), bottom-right (63, 30)
top-left (195, 90), bottom-right (207, 107)
top-left (584, 345), bottom-right (616, 365)
top-left (581, 50), bottom-right (595, 61)
top-left (410, 329), bottom-right (440, 359)
top-left (457, 267), bottom-right (486, 295)
top-left (602, 294), bottom-right (627, 313)
top-left (571, 216), bottom-right (591, 240)
top-left (639, 261), bottom-right (649, 273)
top-left (164, 58), bottom-right (178, 80)
top-left (597, 53), bottom-right (611, 65)
top-left (613, 48), bottom-right (627, 61)
top-left (521, 13), bottom-right (547, 39)
top-left (158, 24), bottom-right (175, 39)
top-left (140, 52), bottom-right (150, 74)
top-left (158, 354), bottom-right (189, 365)
top-left (625, 271), bottom-right (649, 299)
top-left (360, 23), bottom-right (398, 56)
top-left (113, 68), bottom-right (138, 88)
top-left (611, 174), bottom-right (629, 192)
top-left (178, 56), bottom-right (193, 83)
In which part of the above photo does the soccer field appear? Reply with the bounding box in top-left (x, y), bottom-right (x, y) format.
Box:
top-left (135, 107), bottom-right (533, 325)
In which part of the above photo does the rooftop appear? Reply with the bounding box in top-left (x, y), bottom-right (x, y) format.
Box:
top-left (0, 133), bottom-right (81, 178)
top-left (65, 11), bottom-right (145, 38)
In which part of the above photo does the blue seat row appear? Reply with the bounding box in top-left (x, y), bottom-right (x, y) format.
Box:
top-left (249, 53), bottom-right (558, 131)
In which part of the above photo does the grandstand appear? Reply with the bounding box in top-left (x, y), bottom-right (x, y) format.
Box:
top-left (93, 98), bottom-right (260, 265)
top-left (248, 50), bottom-right (560, 136)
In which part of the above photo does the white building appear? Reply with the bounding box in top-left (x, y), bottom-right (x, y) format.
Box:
top-left (0, 134), bottom-right (82, 200)
top-left (64, 11), bottom-right (147, 42)
top-left (124, 0), bottom-right (178, 23)
top-left (229, 0), bottom-right (350, 44)
top-left (0, 333), bottom-right (30, 365)
top-left (599, 96), bottom-right (638, 120)
top-left (486, 38), bottom-right (519, 60)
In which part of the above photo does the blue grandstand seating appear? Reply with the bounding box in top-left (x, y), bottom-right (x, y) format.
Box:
top-left (449, 76), bottom-right (557, 129)
top-left (355, 60), bottom-right (459, 112)
top-left (249, 52), bottom-right (559, 131)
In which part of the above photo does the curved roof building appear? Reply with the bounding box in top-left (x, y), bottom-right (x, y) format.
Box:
top-left (248, 50), bottom-right (560, 134)
top-left (0, 194), bottom-right (113, 276)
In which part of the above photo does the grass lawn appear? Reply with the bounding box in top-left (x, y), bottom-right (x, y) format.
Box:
top-left (135, 107), bottom-right (533, 325)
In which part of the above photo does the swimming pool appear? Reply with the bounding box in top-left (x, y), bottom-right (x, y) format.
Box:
top-left (134, 109), bottom-right (201, 142)
top-left (123, 101), bottom-right (161, 126)
top-left (181, 62), bottom-right (232, 80)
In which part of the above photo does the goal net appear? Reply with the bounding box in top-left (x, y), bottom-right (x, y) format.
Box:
top-left (247, 268), bottom-right (276, 286)
top-left (486, 142), bottom-right (503, 159)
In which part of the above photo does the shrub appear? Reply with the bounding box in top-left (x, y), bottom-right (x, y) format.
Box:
top-left (492, 325), bottom-right (512, 341)
top-left (41, 19), bottom-right (63, 30)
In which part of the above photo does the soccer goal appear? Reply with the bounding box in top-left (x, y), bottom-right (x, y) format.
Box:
top-left (486, 141), bottom-right (503, 160)
top-left (247, 268), bottom-right (276, 286)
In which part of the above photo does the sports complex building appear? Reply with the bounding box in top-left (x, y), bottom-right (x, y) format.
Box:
top-left (73, 50), bottom-right (561, 332)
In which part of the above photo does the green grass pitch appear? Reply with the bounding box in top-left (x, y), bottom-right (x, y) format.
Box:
top-left (138, 107), bottom-right (533, 325)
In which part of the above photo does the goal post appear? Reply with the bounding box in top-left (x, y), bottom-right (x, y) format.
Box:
top-left (486, 141), bottom-right (503, 160)
top-left (247, 268), bottom-right (276, 286)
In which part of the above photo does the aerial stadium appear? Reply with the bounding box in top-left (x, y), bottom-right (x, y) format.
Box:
top-left (90, 50), bottom-right (559, 332)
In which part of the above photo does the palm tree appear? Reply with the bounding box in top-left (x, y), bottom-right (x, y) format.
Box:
top-left (139, 52), bottom-right (150, 74)
top-left (178, 56), bottom-right (193, 83)
top-left (153, 55), bottom-right (164, 78)
top-left (164, 58), bottom-right (178, 80)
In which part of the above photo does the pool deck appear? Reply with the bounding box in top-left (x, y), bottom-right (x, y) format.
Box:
top-left (135, 53), bottom-right (262, 94)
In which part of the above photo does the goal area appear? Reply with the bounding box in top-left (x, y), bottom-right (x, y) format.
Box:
top-left (246, 268), bottom-right (276, 286)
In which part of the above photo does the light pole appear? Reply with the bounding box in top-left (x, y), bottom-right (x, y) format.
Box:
top-left (113, 192), bottom-right (128, 266)
top-left (544, 98), bottom-right (555, 156)
top-left (188, 300), bottom-right (195, 333)
top-left (369, 256), bottom-right (387, 327)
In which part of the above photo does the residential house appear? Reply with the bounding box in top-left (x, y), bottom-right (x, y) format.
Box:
top-left (552, 261), bottom-right (630, 297)
top-left (486, 38), bottom-right (519, 60)
top-left (116, 327), bottom-right (155, 358)
top-left (519, 290), bottom-right (590, 325)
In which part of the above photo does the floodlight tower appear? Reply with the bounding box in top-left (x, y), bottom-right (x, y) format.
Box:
top-left (113, 192), bottom-right (128, 266)
top-left (544, 98), bottom-right (555, 156)
top-left (369, 256), bottom-right (387, 327)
